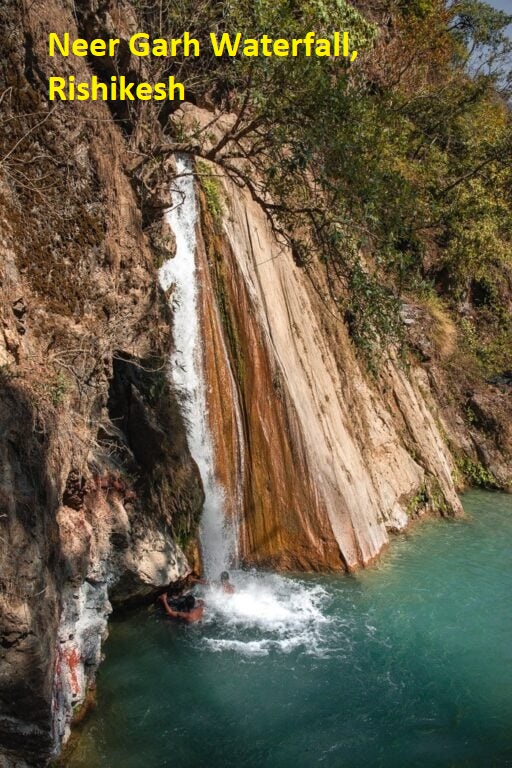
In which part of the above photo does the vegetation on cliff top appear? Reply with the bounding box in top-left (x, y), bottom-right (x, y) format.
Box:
top-left (132, 0), bottom-right (511, 374)
top-left (1, 0), bottom-right (510, 375)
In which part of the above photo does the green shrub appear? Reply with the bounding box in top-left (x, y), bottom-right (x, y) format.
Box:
top-left (456, 457), bottom-right (499, 488)
top-left (197, 161), bottom-right (224, 229)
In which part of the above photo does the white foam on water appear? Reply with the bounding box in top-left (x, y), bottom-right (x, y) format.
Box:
top-left (200, 572), bottom-right (332, 657)
top-left (205, 638), bottom-right (272, 656)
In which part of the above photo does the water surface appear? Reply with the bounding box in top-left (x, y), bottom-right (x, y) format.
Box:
top-left (67, 491), bottom-right (512, 767)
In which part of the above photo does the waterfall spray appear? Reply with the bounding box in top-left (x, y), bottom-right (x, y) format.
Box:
top-left (159, 155), bottom-right (236, 578)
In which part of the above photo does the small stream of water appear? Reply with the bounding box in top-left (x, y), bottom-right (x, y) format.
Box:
top-left (67, 491), bottom-right (512, 767)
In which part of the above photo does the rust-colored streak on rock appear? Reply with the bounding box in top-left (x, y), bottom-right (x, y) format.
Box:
top-left (195, 220), bottom-right (243, 529)
top-left (198, 189), bottom-right (345, 571)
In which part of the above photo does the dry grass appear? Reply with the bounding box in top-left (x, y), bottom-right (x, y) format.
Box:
top-left (418, 293), bottom-right (457, 360)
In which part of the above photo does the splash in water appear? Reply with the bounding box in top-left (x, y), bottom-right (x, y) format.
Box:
top-left (200, 572), bottom-right (332, 657)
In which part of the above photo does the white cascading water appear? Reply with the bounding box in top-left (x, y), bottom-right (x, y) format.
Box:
top-left (159, 155), bottom-right (235, 579)
top-left (160, 155), bottom-right (329, 655)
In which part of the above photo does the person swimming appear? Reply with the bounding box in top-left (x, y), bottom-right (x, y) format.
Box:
top-left (159, 592), bottom-right (204, 623)
top-left (220, 571), bottom-right (235, 594)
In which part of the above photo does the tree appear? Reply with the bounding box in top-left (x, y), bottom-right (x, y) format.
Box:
top-left (128, 0), bottom-right (512, 369)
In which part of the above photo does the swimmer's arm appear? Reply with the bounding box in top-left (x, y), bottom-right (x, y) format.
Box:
top-left (159, 594), bottom-right (186, 619)
top-left (177, 610), bottom-right (196, 621)
top-left (171, 605), bottom-right (203, 622)
top-left (159, 594), bottom-right (177, 617)
top-left (158, 594), bottom-right (203, 622)
top-left (188, 605), bottom-right (205, 622)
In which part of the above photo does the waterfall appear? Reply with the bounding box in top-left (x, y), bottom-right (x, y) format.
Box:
top-left (159, 155), bottom-right (236, 578)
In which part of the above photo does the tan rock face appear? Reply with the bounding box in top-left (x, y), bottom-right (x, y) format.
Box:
top-left (197, 215), bottom-right (344, 570)
top-left (0, 2), bottom-right (202, 763)
top-left (196, 166), bottom-right (462, 571)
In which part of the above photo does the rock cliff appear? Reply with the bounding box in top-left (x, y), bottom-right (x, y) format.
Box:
top-left (0, 2), bottom-right (202, 765)
top-left (0, 0), bottom-right (511, 765)
top-left (196, 158), bottom-right (462, 571)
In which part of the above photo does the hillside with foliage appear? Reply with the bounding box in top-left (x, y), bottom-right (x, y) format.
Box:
top-left (116, 0), bottom-right (511, 378)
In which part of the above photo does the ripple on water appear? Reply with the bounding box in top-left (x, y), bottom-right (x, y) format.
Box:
top-left (66, 491), bottom-right (512, 768)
